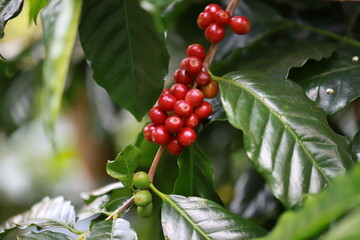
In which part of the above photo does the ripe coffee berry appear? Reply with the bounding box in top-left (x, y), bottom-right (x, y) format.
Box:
top-left (143, 123), bottom-right (156, 142)
top-left (180, 58), bottom-right (189, 69)
top-left (178, 127), bottom-right (197, 146)
top-left (170, 83), bottom-right (188, 100)
top-left (174, 100), bottom-right (193, 117)
top-left (166, 137), bottom-right (183, 155)
top-left (137, 202), bottom-right (153, 218)
top-left (197, 11), bottom-right (215, 30)
top-left (204, 3), bottom-right (222, 16)
top-left (194, 101), bottom-right (213, 119)
top-left (161, 89), bottom-right (171, 95)
top-left (174, 69), bottom-right (193, 85)
top-left (165, 116), bottom-right (184, 133)
top-left (186, 44), bottom-right (206, 61)
top-left (158, 94), bottom-right (177, 111)
top-left (185, 56), bottom-right (203, 75)
top-left (151, 126), bottom-right (171, 145)
top-left (133, 171), bottom-right (151, 190)
top-left (205, 23), bottom-right (225, 43)
top-left (196, 71), bottom-right (211, 86)
top-left (230, 16), bottom-right (251, 35)
top-left (134, 190), bottom-right (152, 207)
top-left (201, 80), bottom-right (219, 98)
top-left (149, 107), bottom-right (167, 125)
top-left (185, 89), bottom-right (204, 107)
top-left (216, 9), bottom-right (231, 26)
top-left (184, 113), bottom-right (199, 128)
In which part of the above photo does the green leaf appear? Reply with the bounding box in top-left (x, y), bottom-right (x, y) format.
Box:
top-left (28, 0), bottom-right (48, 24)
top-left (353, 130), bottom-right (360, 162)
top-left (297, 45), bottom-right (360, 114)
top-left (0, 196), bottom-right (77, 235)
top-left (18, 230), bottom-right (72, 240)
top-left (216, 41), bottom-right (336, 79)
top-left (106, 145), bottom-right (142, 190)
top-left (159, 193), bottom-right (267, 240)
top-left (78, 195), bottom-right (110, 221)
top-left (80, 182), bottom-right (125, 202)
top-left (87, 219), bottom-right (137, 240)
top-left (219, 70), bottom-right (353, 207)
top-left (79, 0), bottom-right (168, 121)
top-left (173, 143), bottom-right (222, 204)
top-left (255, 164), bottom-right (360, 240)
top-left (0, 0), bottom-right (23, 38)
top-left (41, 0), bottom-right (82, 132)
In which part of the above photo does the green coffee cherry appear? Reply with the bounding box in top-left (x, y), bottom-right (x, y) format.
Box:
top-left (137, 202), bottom-right (153, 218)
top-left (133, 171), bottom-right (151, 190)
top-left (134, 190), bottom-right (152, 207)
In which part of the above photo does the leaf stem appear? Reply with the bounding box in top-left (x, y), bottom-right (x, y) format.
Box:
top-left (148, 145), bottom-right (165, 182)
top-left (106, 196), bottom-right (135, 220)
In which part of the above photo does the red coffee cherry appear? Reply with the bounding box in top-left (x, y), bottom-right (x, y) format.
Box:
top-left (143, 123), bottom-right (156, 142)
top-left (230, 16), bottom-right (251, 35)
top-left (201, 80), bottom-right (219, 98)
top-left (149, 107), bottom-right (167, 125)
top-left (165, 116), bottom-right (184, 133)
top-left (158, 94), bottom-right (177, 111)
top-left (185, 56), bottom-right (203, 75)
top-left (216, 9), bottom-right (231, 26)
top-left (170, 83), bottom-right (188, 100)
top-left (194, 101), bottom-right (213, 119)
top-left (184, 113), bottom-right (199, 128)
top-left (161, 89), bottom-right (171, 95)
top-left (186, 44), bottom-right (206, 61)
top-left (205, 23), bottom-right (225, 43)
top-left (204, 3), bottom-right (222, 16)
top-left (180, 58), bottom-right (189, 69)
top-left (174, 69), bottom-right (193, 85)
top-left (196, 71), bottom-right (212, 86)
top-left (177, 127), bottom-right (197, 146)
top-left (174, 100), bottom-right (193, 117)
top-left (166, 137), bottom-right (183, 155)
top-left (197, 11), bottom-right (215, 30)
top-left (151, 125), bottom-right (171, 145)
top-left (185, 89), bottom-right (204, 107)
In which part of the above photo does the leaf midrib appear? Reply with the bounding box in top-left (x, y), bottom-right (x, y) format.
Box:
top-left (220, 75), bottom-right (332, 185)
top-left (308, 65), bottom-right (360, 80)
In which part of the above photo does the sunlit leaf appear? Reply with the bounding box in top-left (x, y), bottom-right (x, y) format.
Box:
top-left (220, 70), bottom-right (353, 207)
top-left (77, 195), bottom-right (110, 221)
top-left (80, 182), bottom-right (125, 202)
top-left (0, 0), bottom-right (23, 38)
top-left (28, 0), bottom-right (48, 24)
top-left (18, 230), bottom-right (72, 240)
top-left (87, 218), bottom-right (137, 240)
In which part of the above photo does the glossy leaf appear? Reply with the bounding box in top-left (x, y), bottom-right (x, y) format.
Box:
top-left (160, 194), bottom-right (267, 240)
top-left (79, 0), bottom-right (168, 121)
top-left (106, 145), bottom-right (141, 190)
top-left (87, 218), bottom-right (137, 240)
top-left (216, 41), bottom-right (336, 79)
top-left (80, 182), bottom-right (125, 202)
top-left (256, 164), bottom-right (360, 240)
top-left (173, 143), bottom-right (222, 204)
top-left (41, 0), bottom-right (82, 131)
top-left (0, 0), bottom-right (23, 38)
top-left (77, 195), bottom-right (110, 221)
top-left (353, 130), bottom-right (360, 162)
top-left (219, 70), bottom-right (353, 207)
top-left (28, 0), bottom-right (48, 24)
top-left (18, 230), bottom-right (73, 240)
top-left (0, 196), bottom-right (76, 234)
top-left (298, 46), bottom-right (360, 114)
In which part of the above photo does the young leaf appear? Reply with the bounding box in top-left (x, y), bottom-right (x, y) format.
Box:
top-left (0, 196), bottom-right (77, 235)
top-left (86, 218), bottom-right (137, 240)
top-left (41, 0), bottom-right (82, 132)
top-left (255, 164), bottom-right (360, 240)
top-left (79, 0), bottom-right (168, 121)
top-left (173, 143), bottom-right (222, 204)
top-left (106, 145), bottom-right (141, 190)
top-left (159, 194), bottom-right (267, 240)
top-left (18, 230), bottom-right (72, 240)
top-left (352, 130), bottom-right (360, 162)
top-left (219, 70), bottom-right (353, 208)
top-left (28, 0), bottom-right (48, 24)
top-left (0, 0), bottom-right (23, 38)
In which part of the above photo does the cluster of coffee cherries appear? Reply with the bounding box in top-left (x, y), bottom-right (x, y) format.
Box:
top-left (133, 171), bottom-right (153, 218)
top-left (197, 3), bottom-right (251, 43)
top-left (143, 43), bottom-right (219, 155)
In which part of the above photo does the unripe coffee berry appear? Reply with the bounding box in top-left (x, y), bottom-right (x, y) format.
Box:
top-left (196, 71), bottom-right (212, 86)
top-left (230, 16), bottom-right (251, 35)
top-left (151, 125), bottom-right (171, 145)
top-left (185, 89), bottom-right (204, 107)
top-left (184, 113), bottom-right (199, 128)
top-left (166, 137), bottom-right (183, 155)
top-left (143, 123), bottom-right (156, 142)
top-left (174, 69), bottom-right (193, 85)
top-left (186, 44), bottom-right (206, 61)
top-left (205, 23), bottom-right (225, 43)
top-left (185, 56), bottom-right (203, 75)
top-left (165, 116), bottom-right (184, 133)
top-left (149, 107), bottom-right (167, 125)
top-left (177, 127), bottom-right (197, 146)
top-left (216, 9), bottom-right (231, 26)
top-left (201, 80), bottom-right (219, 98)
top-left (174, 100), bottom-right (193, 117)
top-left (137, 202), bottom-right (153, 218)
top-left (158, 94), bottom-right (177, 111)
top-left (133, 171), bottom-right (151, 190)
top-left (194, 101), bottom-right (213, 119)
top-left (170, 83), bottom-right (188, 100)
top-left (134, 190), bottom-right (152, 207)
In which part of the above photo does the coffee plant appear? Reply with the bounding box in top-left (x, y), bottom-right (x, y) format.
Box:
top-left (0, 0), bottom-right (360, 239)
